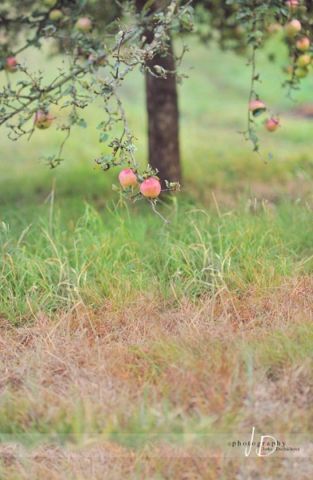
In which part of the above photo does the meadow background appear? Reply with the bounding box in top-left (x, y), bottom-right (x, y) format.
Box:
top-left (0, 35), bottom-right (312, 479)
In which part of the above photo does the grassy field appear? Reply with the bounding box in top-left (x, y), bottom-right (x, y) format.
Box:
top-left (0, 35), bottom-right (313, 479)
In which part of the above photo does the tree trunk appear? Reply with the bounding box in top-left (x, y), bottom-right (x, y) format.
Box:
top-left (145, 38), bottom-right (181, 185)
top-left (135, 0), bottom-right (181, 185)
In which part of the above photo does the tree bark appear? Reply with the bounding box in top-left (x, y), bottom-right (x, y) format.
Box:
top-left (145, 38), bottom-right (181, 185)
top-left (135, 0), bottom-right (181, 185)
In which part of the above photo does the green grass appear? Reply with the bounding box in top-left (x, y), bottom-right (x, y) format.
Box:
top-left (1, 200), bottom-right (312, 322)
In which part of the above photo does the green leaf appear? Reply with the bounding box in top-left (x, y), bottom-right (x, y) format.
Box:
top-left (99, 132), bottom-right (109, 143)
top-left (77, 118), bottom-right (87, 128)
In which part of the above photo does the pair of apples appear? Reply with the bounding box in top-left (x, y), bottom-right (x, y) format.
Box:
top-left (49, 11), bottom-right (92, 33)
top-left (119, 169), bottom-right (161, 199)
top-left (249, 101), bottom-right (280, 133)
top-left (43, 0), bottom-right (92, 31)
top-left (33, 113), bottom-right (161, 199)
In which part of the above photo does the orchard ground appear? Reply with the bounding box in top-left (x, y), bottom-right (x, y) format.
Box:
top-left (0, 36), bottom-right (312, 479)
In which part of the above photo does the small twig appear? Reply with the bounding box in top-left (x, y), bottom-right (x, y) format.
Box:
top-left (150, 200), bottom-right (170, 224)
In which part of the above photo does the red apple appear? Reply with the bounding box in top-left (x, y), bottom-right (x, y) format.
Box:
top-left (75, 17), bottom-right (92, 33)
top-left (249, 100), bottom-right (266, 116)
top-left (140, 177), bottom-right (161, 198)
top-left (34, 110), bottom-right (54, 129)
top-left (49, 9), bottom-right (63, 21)
top-left (265, 117), bottom-right (280, 132)
top-left (296, 37), bottom-right (310, 51)
top-left (5, 56), bottom-right (18, 72)
top-left (118, 168), bottom-right (137, 188)
top-left (285, 19), bottom-right (301, 37)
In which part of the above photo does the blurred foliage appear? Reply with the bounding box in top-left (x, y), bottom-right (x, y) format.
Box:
top-left (0, 0), bottom-right (191, 195)
top-left (1, 1), bottom-right (313, 174)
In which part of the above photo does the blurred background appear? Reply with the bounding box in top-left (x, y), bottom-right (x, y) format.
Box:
top-left (1, 34), bottom-right (313, 210)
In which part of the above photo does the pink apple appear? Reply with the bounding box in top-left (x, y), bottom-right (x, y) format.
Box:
top-left (249, 100), bottom-right (266, 116)
top-left (140, 177), bottom-right (161, 198)
top-left (118, 168), bottom-right (137, 188)
top-left (265, 117), bottom-right (280, 132)
top-left (286, 0), bottom-right (299, 10)
top-left (285, 19), bottom-right (301, 37)
top-left (5, 56), bottom-right (18, 72)
top-left (75, 17), bottom-right (92, 33)
top-left (34, 110), bottom-right (54, 129)
top-left (296, 37), bottom-right (310, 51)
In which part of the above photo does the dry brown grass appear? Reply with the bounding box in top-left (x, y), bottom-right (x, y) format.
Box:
top-left (1, 440), bottom-right (313, 479)
top-left (0, 277), bottom-right (312, 479)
